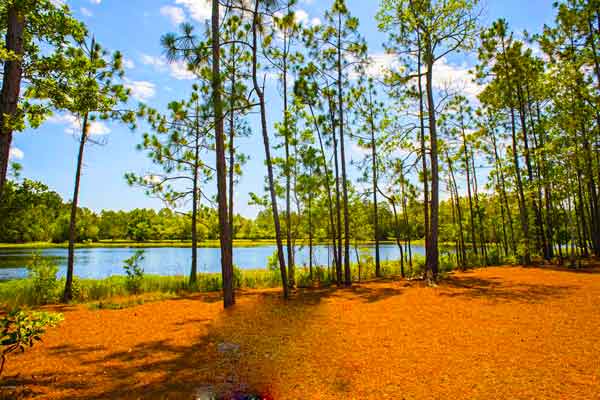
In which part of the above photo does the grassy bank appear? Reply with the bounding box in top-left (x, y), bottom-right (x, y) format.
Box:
top-left (0, 258), bottom-right (424, 309)
top-left (0, 246), bottom-right (511, 308)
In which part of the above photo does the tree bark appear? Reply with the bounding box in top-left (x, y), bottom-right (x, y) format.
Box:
top-left (0, 6), bottom-right (25, 198)
top-left (251, 0), bottom-right (288, 298)
top-left (425, 41), bottom-right (439, 282)
top-left (63, 113), bottom-right (89, 302)
top-left (337, 12), bottom-right (351, 287)
top-left (212, 0), bottom-right (234, 308)
top-left (368, 90), bottom-right (381, 277)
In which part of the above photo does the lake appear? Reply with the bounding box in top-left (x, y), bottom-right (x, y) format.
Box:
top-left (0, 244), bottom-right (426, 280)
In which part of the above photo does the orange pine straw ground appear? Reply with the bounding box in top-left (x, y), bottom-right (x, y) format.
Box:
top-left (4, 265), bottom-right (600, 399)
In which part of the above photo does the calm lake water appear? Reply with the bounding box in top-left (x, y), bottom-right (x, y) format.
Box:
top-left (0, 244), bottom-right (426, 281)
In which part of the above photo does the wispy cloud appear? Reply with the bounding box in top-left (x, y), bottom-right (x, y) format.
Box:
top-left (140, 54), bottom-right (195, 80)
top-left (125, 79), bottom-right (156, 101)
top-left (160, 5), bottom-right (186, 25)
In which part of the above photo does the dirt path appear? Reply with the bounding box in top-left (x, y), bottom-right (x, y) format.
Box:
top-left (5, 266), bottom-right (600, 399)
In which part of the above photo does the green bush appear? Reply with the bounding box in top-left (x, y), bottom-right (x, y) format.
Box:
top-left (1, 310), bottom-right (63, 376)
top-left (123, 250), bottom-right (145, 294)
top-left (27, 253), bottom-right (59, 305)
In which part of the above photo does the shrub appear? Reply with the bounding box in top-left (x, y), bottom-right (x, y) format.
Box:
top-left (1, 310), bottom-right (63, 376)
top-left (123, 250), bottom-right (145, 294)
top-left (26, 253), bottom-right (59, 305)
top-left (266, 250), bottom-right (279, 271)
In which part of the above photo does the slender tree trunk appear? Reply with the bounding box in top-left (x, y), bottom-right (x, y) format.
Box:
top-left (228, 44), bottom-right (237, 244)
top-left (309, 103), bottom-right (339, 275)
top-left (212, 0), bottom-right (234, 308)
top-left (416, 33), bottom-right (430, 257)
top-left (368, 91), bottom-right (381, 278)
top-left (425, 44), bottom-right (439, 282)
top-left (63, 113), bottom-right (89, 302)
top-left (0, 6), bottom-right (25, 198)
top-left (251, 1), bottom-right (288, 298)
top-left (337, 13), bottom-right (351, 286)
top-left (328, 95), bottom-right (343, 285)
top-left (308, 190), bottom-right (313, 282)
top-left (390, 200), bottom-right (405, 278)
top-left (190, 112), bottom-right (200, 285)
top-left (461, 123), bottom-right (478, 257)
top-left (283, 29), bottom-right (295, 289)
top-left (401, 178), bottom-right (413, 272)
top-left (510, 106), bottom-right (531, 264)
top-left (446, 151), bottom-right (466, 269)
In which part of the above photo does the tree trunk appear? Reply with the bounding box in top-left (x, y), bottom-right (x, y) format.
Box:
top-left (309, 103), bottom-right (339, 275)
top-left (416, 33), bottom-right (430, 258)
top-left (368, 91), bottom-right (381, 278)
top-left (446, 151), bottom-right (466, 269)
top-left (283, 29), bottom-right (294, 289)
top-left (0, 6), bottom-right (25, 198)
top-left (228, 44), bottom-right (237, 244)
top-left (328, 95), bottom-right (343, 286)
top-left (63, 113), bottom-right (89, 302)
top-left (190, 111), bottom-right (200, 285)
top-left (337, 13), bottom-right (351, 287)
top-left (212, 0), bottom-right (234, 308)
top-left (308, 190), bottom-right (313, 282)
top-left (461, 123), bottom-right (478, 257)
top-left (425, 44), bottom-right (439, 282)
top-left (251, 0), bottom-right (288, 298)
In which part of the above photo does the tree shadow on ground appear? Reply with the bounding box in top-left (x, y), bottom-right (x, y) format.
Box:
top-left (439, 275), bottom-right (573, 303)
top-left (7, 283), bottom-right (407, 399)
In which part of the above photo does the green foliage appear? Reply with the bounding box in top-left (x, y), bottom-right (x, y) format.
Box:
top-left (0, 310), bottom-right (63, 376)
top-left (123, 250), bottom-right (145, 294)
top-left (26, 253), bottom-right (59, 305)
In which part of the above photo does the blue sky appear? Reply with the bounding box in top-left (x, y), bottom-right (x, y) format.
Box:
top-left (11, 0), bottom-right (557, 218)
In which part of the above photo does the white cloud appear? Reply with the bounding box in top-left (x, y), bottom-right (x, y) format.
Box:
top-left (365, 53), bottom-right (402, 78)
top-left (90, 0), bottom-right (101, 4)
top-left (80, 7), bottom-right (93, 17)
top-left (49, 113), bottom-right (111, 136)
top-left (140, 54), bottom-right (166, 69)
top-left (9, 147), bottom-right (24, 160)
top-left (175, 0), bottom-right (211, 22)
top-left (169, 60), bottom-right (196, 80)
top-left (310, 17), bottom-right (321, 26)
top-left (432, 57), bottom-right (483, 99)
top-left (125, 79), bottom-right (156, 101)
top-left (160, 5), bottom-right (185, 25)
top-left (140, 53), bottom-right (195, 80)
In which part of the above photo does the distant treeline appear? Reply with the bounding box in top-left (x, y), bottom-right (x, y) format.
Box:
top-left (0, 179), bottom-right (422, 243)
top-left (0, 178), bottom-right (575, 251)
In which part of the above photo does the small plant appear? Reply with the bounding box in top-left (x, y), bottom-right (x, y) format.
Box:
top-left (266, 250), bottom-right (279, 271)
top-left (1, 310), bottom-right (63, 376)
top-left (123, 250), bottom-right (145, 294)
top-left (27, 253), bottom-right (59, 305)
